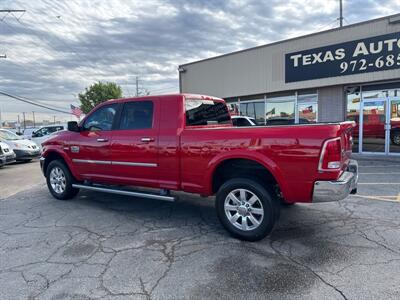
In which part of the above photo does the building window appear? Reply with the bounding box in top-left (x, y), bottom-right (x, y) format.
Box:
top-left (230, 91), bottom-right (318, 126)
top-left (346, 86), bottom-right (361, 123)
top-left (298, 94), bottom-right (318, 123)
top-left (346, 86), bottom-right (361, 152)
top-left (227, 102), bottom-right (239, 116)
top-left (266, 95), bottom-right (295, 124)
top-left (240, 100), bottom-right (265, 125)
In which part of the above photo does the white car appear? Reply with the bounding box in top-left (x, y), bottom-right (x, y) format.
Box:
top-left (0, 129), bottom-right (41, 162)
top-left (22, 127), bottom-right (40, 139)
top-left (231, 116), bottom-right (258, 126)
top-left (30, 125), bottom-right (65, 148)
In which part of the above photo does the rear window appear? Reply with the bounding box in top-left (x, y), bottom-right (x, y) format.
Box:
top-left (119, 101), bottom-right (154, 130)
top-left (185, 99), bottom-right (231, 126)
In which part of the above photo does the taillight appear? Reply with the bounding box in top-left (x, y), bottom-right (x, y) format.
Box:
top-left (318, 137), bottom-right (342, 172)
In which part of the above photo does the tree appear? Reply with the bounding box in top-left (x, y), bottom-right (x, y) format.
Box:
top-left (79, 82), bottom-right (123, 114)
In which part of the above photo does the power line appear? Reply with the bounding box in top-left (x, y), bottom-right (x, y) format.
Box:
top-left (0, 9), bottom-right (26, 57)
top-left (0, 90), bottom-right (71, 114)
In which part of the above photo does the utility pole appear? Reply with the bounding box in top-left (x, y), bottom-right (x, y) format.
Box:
top-left (53, 115), bottom-right (56, 124)
top-left (32, 111), bottom-right (35, 128)
top-left (339, 0), bottom-right (343, 27)
top-left (22, 112), bottom-right (26, 131)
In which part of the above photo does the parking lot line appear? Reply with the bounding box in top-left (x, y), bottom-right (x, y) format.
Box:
top-left (358, 166), bottom-right (400, 168)
top-left (359, 172), bottom-right (400, 175)
top-left (352, 194), bottom-right (400, 202)
top-left (357, 183), bottom-right (400, 185)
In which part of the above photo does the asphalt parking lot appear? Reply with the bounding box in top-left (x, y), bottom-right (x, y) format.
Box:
top-left (0, 157), bottom-right (400, 300)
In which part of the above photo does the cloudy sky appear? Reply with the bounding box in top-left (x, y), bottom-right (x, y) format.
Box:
top-left (0, 0), bottom-right (400, 123)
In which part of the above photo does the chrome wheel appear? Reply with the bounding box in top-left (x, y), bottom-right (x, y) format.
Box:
top-left (224, 188), bottom-right (264, 231)
top-left (49, 167), bottom-right (66, 194)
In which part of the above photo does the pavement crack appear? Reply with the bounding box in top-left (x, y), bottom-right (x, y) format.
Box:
top-left (270, 239), bottom-right (348, 300)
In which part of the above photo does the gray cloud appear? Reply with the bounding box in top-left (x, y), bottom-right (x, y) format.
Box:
top-left (0, 0), bottom-right (399, 121)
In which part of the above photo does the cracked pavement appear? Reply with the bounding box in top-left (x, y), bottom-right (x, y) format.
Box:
top-left (1, 158), bottom-right (400, 299)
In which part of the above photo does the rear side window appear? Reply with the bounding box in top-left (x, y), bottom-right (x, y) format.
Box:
top-left (119, 101), bottom-right (154, 130)
top-left (185, 99), bottom-right (231, 126)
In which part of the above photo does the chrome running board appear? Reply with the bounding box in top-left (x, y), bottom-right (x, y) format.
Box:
top-left (72, 184), bottom-right (175, 202)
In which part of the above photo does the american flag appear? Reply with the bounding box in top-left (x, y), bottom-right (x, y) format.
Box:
top-left (70, 104), bottom-right (83, 118)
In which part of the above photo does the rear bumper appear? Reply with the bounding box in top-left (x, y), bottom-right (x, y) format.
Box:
top-left (313, 159), bottom-right (358, 203)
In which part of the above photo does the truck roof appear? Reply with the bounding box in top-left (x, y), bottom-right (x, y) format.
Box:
top-left (105, 93), bottom-right (224, 104)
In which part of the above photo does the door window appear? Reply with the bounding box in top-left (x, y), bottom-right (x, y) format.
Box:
top-left (118, 101), bottom-right (154, 130)
top-left (389, 99), bottom-right (400, 153)
top-left (34, 128), bottom-right (49, 137)
top-left (83, 104), bottom-right (118, 131)
top-left (361, 100), bottom-right (386, 153)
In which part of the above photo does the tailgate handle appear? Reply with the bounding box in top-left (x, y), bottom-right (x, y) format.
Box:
top-left (96, 138), bottom-right (108, 142)
top-left (141, 137), bottom-right (154, 143)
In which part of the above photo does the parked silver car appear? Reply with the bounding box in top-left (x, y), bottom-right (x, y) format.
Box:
top-left (0, 129), bottom-right (40, 162)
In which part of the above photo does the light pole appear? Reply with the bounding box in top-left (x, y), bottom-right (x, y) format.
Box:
top-left (22, 112), bottom-right (26, 131)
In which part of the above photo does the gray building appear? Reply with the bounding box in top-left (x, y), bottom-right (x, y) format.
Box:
top-left (179, 14), bottom-right (400, 155)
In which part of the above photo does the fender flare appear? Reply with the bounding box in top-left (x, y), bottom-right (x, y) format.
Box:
top-left (205, 150), bottom-right (288, 198)
top-left (42, 149), bottom-right (81, 180)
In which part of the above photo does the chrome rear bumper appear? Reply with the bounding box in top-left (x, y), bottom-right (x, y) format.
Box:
top-left (313, 160), bottom-right (358, 203)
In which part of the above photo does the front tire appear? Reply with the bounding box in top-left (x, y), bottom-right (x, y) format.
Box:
top-left (216, 178), bottom-right (279, 241)
top-left (46, 160), bottom-right (79, 200)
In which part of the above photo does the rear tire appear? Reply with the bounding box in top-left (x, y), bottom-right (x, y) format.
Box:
top-left (216, 178), bottom-right (279, 241)
top-left (46, 160), bottom-right (79, 200)
top-left (391, 132), bottom-right (400, 145)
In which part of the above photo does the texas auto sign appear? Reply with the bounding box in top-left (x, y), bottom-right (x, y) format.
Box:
top-left (285, 32), bottom-right (400, 83)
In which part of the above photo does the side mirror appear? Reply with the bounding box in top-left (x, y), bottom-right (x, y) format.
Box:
top-left (67, 121), bottom-right (80, 132)
top-left (32, 132), bottom-right (37, 137)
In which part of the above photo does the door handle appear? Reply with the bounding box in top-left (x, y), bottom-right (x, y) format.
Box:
top-left (141, 137), bottom-right (154, 143)
top-left (97, 138), bottom-right (108, 142)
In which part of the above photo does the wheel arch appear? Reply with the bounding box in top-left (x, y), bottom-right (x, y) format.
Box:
top-left (43, 150), bottom-right (78, 180)
top-left (207, 152), bottom-right (288, 199)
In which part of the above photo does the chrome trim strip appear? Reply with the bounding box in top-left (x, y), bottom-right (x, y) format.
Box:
top-left (72, 159), bottom-right (157, 167)
top-left (112, 161), bottom-right (158, 167)
top-left (72, 184), bottom-right (175, 202)
top-left (72, 159), bottom-right (111, 165)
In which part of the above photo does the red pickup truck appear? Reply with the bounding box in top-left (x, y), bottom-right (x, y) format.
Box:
top-left (40, 94), bottom-right (358, 241)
